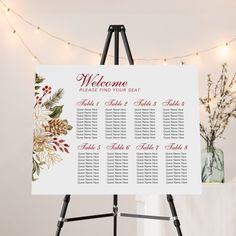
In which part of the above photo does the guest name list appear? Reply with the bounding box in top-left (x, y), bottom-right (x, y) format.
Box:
top-left (33, 65), bottom-right (201, 194)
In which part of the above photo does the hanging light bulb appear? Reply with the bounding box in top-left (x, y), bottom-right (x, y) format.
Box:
top-left (196, 52), bottom-right (200, 60)
top-left (32, 56), bottom-right (37, 61)
top-left (35, 26), bottom-right (40, 33)
top-left (163, 59), bottom-right (167, 66)
top-left (6, 8), bottom-right (10, 15)
top-left (220, 42), bottom-right (230, 57)
top-left (12, 30), bottom-right (16, 36)
top-left (98, 53), bottom-right (102, 60)
top-left (225, 42), bottom-right (229, 51)
top-left (64, 42), bottom-right (71, 49)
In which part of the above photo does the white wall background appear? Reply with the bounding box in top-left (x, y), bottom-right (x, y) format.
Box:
top-left (1, 0), bottom-right (236, 235)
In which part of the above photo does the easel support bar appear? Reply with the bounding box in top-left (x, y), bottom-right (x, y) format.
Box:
top-left (120, 213), bottom-right (171, 221)
top-left (64, 213), bottom-right (114, 222)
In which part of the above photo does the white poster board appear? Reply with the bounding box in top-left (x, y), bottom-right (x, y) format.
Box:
top-left (32, 65), bottom-right (201, 194)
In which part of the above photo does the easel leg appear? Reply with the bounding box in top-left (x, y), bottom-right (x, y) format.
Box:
top-left (120, 28), bottom-right (134, 65)
top-left (55, 195), bottom-right (71, 236)
top-left (113, 195), bottom-right (118, 236)
top-left (167, 195), bottom-right (182, 236)
top-left (113, 25), bottom-right (119, 236)
top-left (114, 30), bottom-right (119, 65)
top-left (100, 27), bottom-right (113, 65)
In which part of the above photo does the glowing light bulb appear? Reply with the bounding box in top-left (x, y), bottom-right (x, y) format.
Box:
top-left (35, 27), bottom-right (40, 33)
top-left (32, 56), bottom-right (37, 61)
top-left (98, 53), bottom-right (102, 61)
top-left (220, 42), bottom-right (230, 57)
top-left (225, 43), bottom-right (229, 51)
top-left (12, 30), bottom-right (16, 36)
top-left (64, 42), bottom-right (70, 49)
top-left (6, 8), bottom-right (10, 15)
top-left (196, 53), bottom-right (200, 60)
top-left (163, 59), bottom-right (167, 66)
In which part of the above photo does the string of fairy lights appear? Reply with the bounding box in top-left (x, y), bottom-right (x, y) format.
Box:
top-left (0, 0), bottom-right (236, 64)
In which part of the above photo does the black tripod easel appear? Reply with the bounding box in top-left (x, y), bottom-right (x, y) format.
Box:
top-left (55, 25), bottom-right (182, 236)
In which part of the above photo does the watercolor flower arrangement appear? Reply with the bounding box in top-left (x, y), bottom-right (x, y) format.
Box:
top-left (32, 74), bottom-right (72, 181)
top-left (200, 63), bottom-right (236, 182)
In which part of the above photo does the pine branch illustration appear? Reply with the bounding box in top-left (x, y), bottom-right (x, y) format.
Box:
top-left (44, 88), bottom-right (64, 109)
top-left (35, 74), bottom-right (45, 84)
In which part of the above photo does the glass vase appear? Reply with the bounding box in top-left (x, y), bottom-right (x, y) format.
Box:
top-left (201, 145), bottom-right (224, 183)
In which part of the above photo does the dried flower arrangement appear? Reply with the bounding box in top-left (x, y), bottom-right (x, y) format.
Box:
top-left (200, 63), bottom-right (236, 144)
top-left (200, 63), bottom-right (236, 182)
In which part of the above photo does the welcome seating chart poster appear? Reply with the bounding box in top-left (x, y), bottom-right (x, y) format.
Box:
top-left (32, 65), bottom-right (201, 194)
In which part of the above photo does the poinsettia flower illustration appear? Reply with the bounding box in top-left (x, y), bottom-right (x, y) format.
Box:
top-left (34, 104), bottom-right (52, 131)
top-left (33, 129), bottom-right (51, 153)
